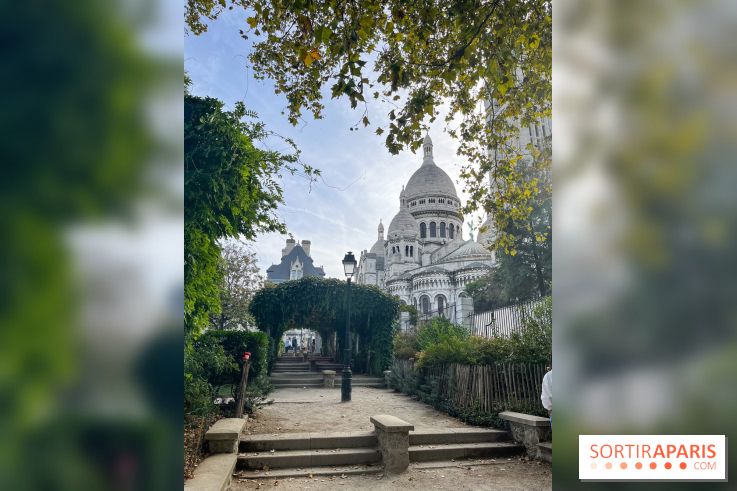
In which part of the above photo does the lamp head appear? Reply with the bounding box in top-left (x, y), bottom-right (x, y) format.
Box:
top-left (342, 251), bottom-right (357, 278)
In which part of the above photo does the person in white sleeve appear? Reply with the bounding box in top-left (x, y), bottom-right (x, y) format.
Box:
top-left (541, 367), bottom-right (552, 427)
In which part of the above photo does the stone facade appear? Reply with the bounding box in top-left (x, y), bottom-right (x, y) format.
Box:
top-left (356, 134), bottom-right (495, 328)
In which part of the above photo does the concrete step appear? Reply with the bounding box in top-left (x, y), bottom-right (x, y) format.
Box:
top-left (234, 463), bottom-right (382, 480)
top-left (238, 447), bottom-right (381, 470)
top-left (270, 376), bottom-right (384, 382)
top-left (267, 383), bottom-right (386, 389)
top-left (271, 382), bottom-right (323, 387)
top-left (240, 431), bottom-right (377, 452)
top-left (409, 428), bottom-right (510, 445)
top-left (408, 442), bottom-right (523, 462)
top-left (538, 441), bottom-right (552, 463)
top-left (270, 372), bottom-right (323, 378)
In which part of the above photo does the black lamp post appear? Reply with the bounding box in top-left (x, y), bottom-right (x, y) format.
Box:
top-left (341, 251), bottom-right (357, 402)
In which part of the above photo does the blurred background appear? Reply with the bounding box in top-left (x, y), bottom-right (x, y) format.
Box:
top-left (0, 0), bottom-right (182, 488)
top-left (555, 0), bottom-right (737, 488)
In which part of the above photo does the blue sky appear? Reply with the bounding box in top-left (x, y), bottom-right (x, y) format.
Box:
top-left (185, 10), bottom-right (483, 278)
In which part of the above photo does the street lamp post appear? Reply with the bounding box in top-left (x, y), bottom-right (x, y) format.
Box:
top-left (341, 251), bottom-right (357, 402)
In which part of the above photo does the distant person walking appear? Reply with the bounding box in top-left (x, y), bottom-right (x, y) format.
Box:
top-left (311, 338), bottom-right (316, 354)
top-left (291, 337), bottom-right (297, 354)
top-left (541, 367), bottom-right (552, 427)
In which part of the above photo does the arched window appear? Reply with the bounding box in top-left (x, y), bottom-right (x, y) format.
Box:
top-left (430, 222), bottom-right (437, 237)
top-left (410, 246), bottom-right (413, 257)
top-left (421, 296), bottom-right (430, 315)
top-left (456, 225), bottom-right (460, 237)
top-left (420, 222), bottom-right (427, 238)
top-left (449, 224), bottom-right (454, 239)
top-left (440, 222), bottom-right (446, 238)
top-left (413, 297), bottom-right (417, 309)
top-left (405, 245), bottom-right (409, 256)
top-left (436, 295), bottom-right (446, 317)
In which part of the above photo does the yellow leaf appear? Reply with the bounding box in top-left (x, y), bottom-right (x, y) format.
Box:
top-left (247, 17), bottom-right (258, 28)
top-left (303, 49), bottom-right (320, 67)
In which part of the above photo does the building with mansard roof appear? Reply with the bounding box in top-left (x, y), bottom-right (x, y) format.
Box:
top-left (266, 239), bottom-right (325, 284)
top-left (356, 134), bottom-right (496, 329)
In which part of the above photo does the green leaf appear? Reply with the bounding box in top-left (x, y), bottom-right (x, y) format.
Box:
top-left (246, 17), bottom-right (258, 29)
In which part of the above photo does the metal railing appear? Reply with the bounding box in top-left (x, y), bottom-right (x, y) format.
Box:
top-left (468, 296), bottom-right (550, 338)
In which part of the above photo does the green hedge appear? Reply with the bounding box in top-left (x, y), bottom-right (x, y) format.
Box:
top-left (185, 329), bottom-right (272, 417)
top-left (197, 330), bottom-right (270, 388)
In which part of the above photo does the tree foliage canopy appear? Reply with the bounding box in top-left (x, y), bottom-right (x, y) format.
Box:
top-left (211, 241), bottom-right (264, 330)
top-left (184, 92), bottom-right (315, 339)
top-left (186, 0), bottom-right (551, 250)
top-left (249, 276), bottom-right (400, 374)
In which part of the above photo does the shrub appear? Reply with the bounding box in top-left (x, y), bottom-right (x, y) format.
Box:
top-left (416, 317), bottom-right (469, 351)
top-left (416, 336), bottom-right (473, 368)
top-left (184, 340), bottom-right (234, 416)
top-left (506, 297), bottom-right (552, 364)
top-left (393, 330), bottom-right (419, 360)
top-left (197, 329), bottom-right (270, 391)
top-left (185, 329), bottom-right (272, 416)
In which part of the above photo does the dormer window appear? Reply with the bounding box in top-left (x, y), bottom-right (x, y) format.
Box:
top-left (289, 259), bottom-right (303, 280)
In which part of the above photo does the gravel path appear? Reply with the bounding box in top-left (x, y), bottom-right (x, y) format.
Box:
top-left (236, 387), bottom-right (552, 490)
top-left (232, 460), bottom-right (552, 490)
top-left (243, 387), bottom-right (473, 436)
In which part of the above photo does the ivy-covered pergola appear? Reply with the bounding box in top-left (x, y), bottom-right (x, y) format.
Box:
top-left (249, 276), bottom-right (400, 375)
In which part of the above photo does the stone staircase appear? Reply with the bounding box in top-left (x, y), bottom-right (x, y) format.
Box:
top-left (271, 358), bottom-right (310, 373)
top-left (408, 428), bottom-right (522, 462)
top-left (235, 427), bottom-right (523, 479)
top-left (270, 356), bottom-right (385, 388)
top-left (270, 372), bottom-right (385, 389)
top-left (236, 431), bottom-right (382, 478)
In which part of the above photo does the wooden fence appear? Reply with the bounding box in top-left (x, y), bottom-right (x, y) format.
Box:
top-left (390, 359), bottom-right (548, 415)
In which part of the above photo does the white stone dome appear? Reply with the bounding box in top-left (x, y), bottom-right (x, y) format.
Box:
top-left (370, 238), bottom-right (385, 254)
top-left (403, 134), bottom-right (459, 200)
top-left (388, 189), bottom-right (418, 238)
top-left (442, 239), bottom-right (491, 261)
top-left (404, 164), bottom-right (459, 200)
top-left (387, 207), bottom-right (418, 238)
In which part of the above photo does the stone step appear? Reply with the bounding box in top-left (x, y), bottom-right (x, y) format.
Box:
top-left (538, 441), bottom-right (552, 463)
top-left (240, 431), bottom-right (377, 452)
top-left (234, 463), bottom-right (382, 480)
top-left (270, 375), bottom-right (384, 382)
top-left (270, 382), bottom-right (323, 387)
top-left (408, 442), bottom-right (523, 462)
top-left (271, 368), bottom-right (310, 372)
top-left (238, 447), bottom-right (381, 470)
top-left (409, 428), bottom-right (510, 445)
top-left (268, 383), bottom-right (385, 389)
top-left (270, 373), bottom-right (323, 378)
